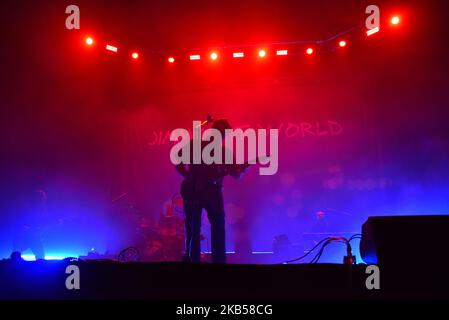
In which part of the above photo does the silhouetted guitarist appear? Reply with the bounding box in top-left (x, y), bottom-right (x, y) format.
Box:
top-left (176, 119), bottom-right (247, 263)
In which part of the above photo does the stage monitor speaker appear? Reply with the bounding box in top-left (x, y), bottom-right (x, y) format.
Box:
top-left (360, 215), bottom-right (449, 266)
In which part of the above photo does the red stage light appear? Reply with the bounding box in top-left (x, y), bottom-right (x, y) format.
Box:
top-left (338, 40), bottom-right (347, 48)
top-left (85, 37), bottom-right (94, 46)
top-left (168, 57), bottom-right (175, 63)
top-left (106, 44), bottom-right (118, 53)
top-left (276, 50), bottom-right (288, 56)
top-left (131, 52), bottom-right (139, 60)
top-left (258, 49), bottom-right (266, 58)
top-left (391, 16), bottom-right (400, 25)
top-left (210, 52), bottom-right (218, 60)
top-left (366, 26), bottom-right (380, 36)
top-left (306, 47), bottom-right (314, 55)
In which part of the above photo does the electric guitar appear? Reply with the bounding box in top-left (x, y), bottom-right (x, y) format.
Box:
top-left (180, 155), bottom-right (270, 202)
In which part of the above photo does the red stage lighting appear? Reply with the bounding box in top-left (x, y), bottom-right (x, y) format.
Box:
top-left (168, 57), bottom-right (175, 63)
top-left (366, 26), bottom-right (380, 36)
top-left (106, 44), bottom-right (118, 53)
top-left (131, 52), bottom-right (139, 60)
top-left (276, 49), bottom-right (288, 56)
top-left (338, 40), bottom-right (347, 48)
top-left (391, 16), bottom-right (400, 25)
top-left (85, 37), bottom-right (94, 46)
top-left (306, 47), bottom-right (314, 55)
top-left (258, 49), bottom-right (266, 58)
top-left (210, 52), bottom-right (218, 60)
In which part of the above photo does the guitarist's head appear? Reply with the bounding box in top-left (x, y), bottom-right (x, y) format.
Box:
top-left (211, 119), bottom-right (232, 140)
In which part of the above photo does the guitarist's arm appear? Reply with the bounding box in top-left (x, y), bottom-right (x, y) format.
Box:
top-left (226, 154), bottom-right (270, 179)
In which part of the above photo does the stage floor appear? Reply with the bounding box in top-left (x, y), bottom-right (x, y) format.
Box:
top-left (1, 259), bottom-right (448, 300)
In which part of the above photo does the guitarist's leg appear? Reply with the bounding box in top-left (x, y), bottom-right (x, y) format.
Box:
top-left (205, 191), bottom-right (226, 264)
top-left (184, 202), bottom-right (202, 262)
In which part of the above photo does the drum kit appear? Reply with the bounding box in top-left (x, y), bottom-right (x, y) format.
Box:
top-left (112, 192), bottom-right (186, 262)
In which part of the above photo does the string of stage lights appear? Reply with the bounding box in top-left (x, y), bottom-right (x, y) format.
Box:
top-left (82, 15), bottom-right (401, 63)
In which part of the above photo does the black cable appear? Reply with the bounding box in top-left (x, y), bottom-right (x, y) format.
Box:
top-left (284, 237), bottom-right (333, 264)
top-left (310, 238), bottom-right (349, 264)
top-left (348, 233), bottom-right (362, 242)
top-left (284, 234), bottom-right (359, 264)
top-left (310, 238), bottom-right (335, 263)
top-left (309, 239), bottom-right (335, 263)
